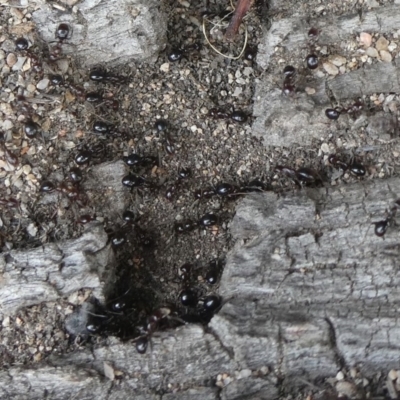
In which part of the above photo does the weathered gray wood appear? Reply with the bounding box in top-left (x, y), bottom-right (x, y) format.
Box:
top-left (252, 86), bottom-right (339, 146)
top-left (162, 387), bottom-right (220, 400)
top-left (54, 325), bottom-right (236, 391)
top-left (221, 377), bottom-right (278, 400)
top-left (253, 4), bottom-right (400, 147)
top-left (0, 222), bottom-right (114, 315)
top-left (32, 0), bottom-right (166, 66)
top-left (4, 178), bottom-right (400, 397)
top-left (258, 4), bottom-right (400, 69)
top-left (328, 63), bottom-right (400, 101)
top-left (0, 325), bottom-right (261, 399)
top-left (210, 177), bottom-right (400, 384)
top-left (252, 64), bottom-right (400, 147)
top-left (0, 366), bottom-right (112, 400)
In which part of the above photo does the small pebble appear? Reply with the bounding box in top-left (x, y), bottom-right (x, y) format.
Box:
top-left (160, 63), bottom-right (169, 72)
top-left (237, 369), bottom-right (252, 379)
top-left (359, 32), bottom-right (372, 47)
top-left (321, 143), bottom-right (330, 153)
top-left (6, 53), bottom-right (17, 67)
top-left (259, 366), bottom-right (269, 375)
top-left (103, 362), bottom-right (115, 381)
top-left (36, 79), bottom-right (50, 91)
top-left (12, 56), bottom-right (26, 71)
top-left (27, 223), bottom-right (38, 237)
top-left (27, 84), bottom-right (36, 93)
top-left (22, 164), bottom-right (31, 175)
top-left (329, 55), bottom-right (346, 67)
top-left (233, 87), bottom-right (242, 97)
top-left (305, 87), bottom-right (316, 95)
top-left (366, 47), bottom-right (379, 58)
top-left (375, 36), bottom-right (389, 51)
top-left (2, 120), bottom-right (14, 130)
top-left (366, 0), bottom-right (379, 7)
top-left (336, 371), bottom-right (345, 381)
top-left (323, 62), bottom-right (339, 76)
top-left (380, 50), bottom-right (392, 63)
top-left (388, 369), bottom-right (398, 381)
top-left (335, 381), bottom-right (358, 398)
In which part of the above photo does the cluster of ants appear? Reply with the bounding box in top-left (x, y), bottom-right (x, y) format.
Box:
top-left (281, 27), bottom-right (367, 124)
top-left (83, 258), bottom-right (223, 354)
top-left (4, 18), bottom-right (384, 356)
top-left (11, 22), bottom-right (243, 353)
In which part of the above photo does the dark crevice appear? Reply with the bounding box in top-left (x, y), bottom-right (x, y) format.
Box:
top-left (325, 317), bottom-right (347, 371)
top-left (205, 325), bottom-right (236, 362)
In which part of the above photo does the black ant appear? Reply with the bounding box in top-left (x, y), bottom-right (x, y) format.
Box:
top-left (134, 306), bottom-right (184, 354)
top-left (194, 179), bottom-right (268, 200)
top-left (208, 107), bottom-right (248, 124)
top-left (282, 65), bottom-right (296, 96)
top-left (167, 42), bottom-right (201, 62)
top-left (328, 154), bottom-right (366, 178)
top-left (84, 292), bottom-right (139, 340)
top-left (46, 74), bottom-right (86, 101)
top-left (14, 37), bottom-right (43, 74)
top-left (372, 201), bottom-right (400, 237)
top-left (12, 96), bottom-right (49, 140)
top-left (275, 165), bottom-right (323, 187)
top-left (72, 141), bottom-right (109, 166)
top-left (153, 119), bottom-right (177, 155)
top-left (106, 216), bottom-right (154, 249)
top-left (85, 91), bottom-right (119, 111)
top-left (243, 45), bottom-right (257, 62)
top-left (175, 263), bottom-right (223, 323)
top-left (164, 167), bottom-right (192, 201)
top-left (0, 197), bottom-right (19, 209)
top-left (89, 68), bottom-right (127, 84)
top-left (122, 153), bottom-right (158, 169)
top-left (306, 28), bottom-right (320, 70)
top-left (39, 177), bottom-right (88, 206)
top-left (177, 262), bottom-right (193, 284)
top-left (121, 174), bottom-right (153, 190)
top-left (205, 259), bottom-right (223, 285)
top-left (49, 23), bottom-right (72, 61)
top-left (325, 100), bottom-right (364, 120)
top-left (174, 212), bottom-right (219, 234)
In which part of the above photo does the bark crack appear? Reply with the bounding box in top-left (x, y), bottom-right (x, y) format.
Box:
top-left (206, 326), bottom-right (236, 362)
top-left (325, 317), bottom-right (347, 371)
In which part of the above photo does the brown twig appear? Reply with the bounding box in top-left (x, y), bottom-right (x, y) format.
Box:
top-left (225, 0), bottom-right (253, 41)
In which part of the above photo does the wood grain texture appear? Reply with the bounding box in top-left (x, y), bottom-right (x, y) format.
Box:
top-left (252, 4), bottom-right (400, 147)
top-left (258, 5), bottom-right (400, 69)
top-left (32, 0), bottom-right (166, 66)
top-left (3, 178), bottom-right (400, 398)
top-left (211, 177), bottom-right (400, 382)
top-left (0, 222), bottom-right (114, 315)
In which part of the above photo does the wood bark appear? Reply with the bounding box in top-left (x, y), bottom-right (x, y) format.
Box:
top-left (258, 4), bottom-right (400, 69)
top-left (31, 0), bottom-right (166, 66)
top-left (2, 178), bottom-right (400, 398)
top-left (0, 222), bottom-right (114, 315)
top-left (253, 5), bottom-right (400, 147)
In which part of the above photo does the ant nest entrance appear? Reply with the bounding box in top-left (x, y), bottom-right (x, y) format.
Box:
top-left (65, 257), bottom-right (225, 354)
